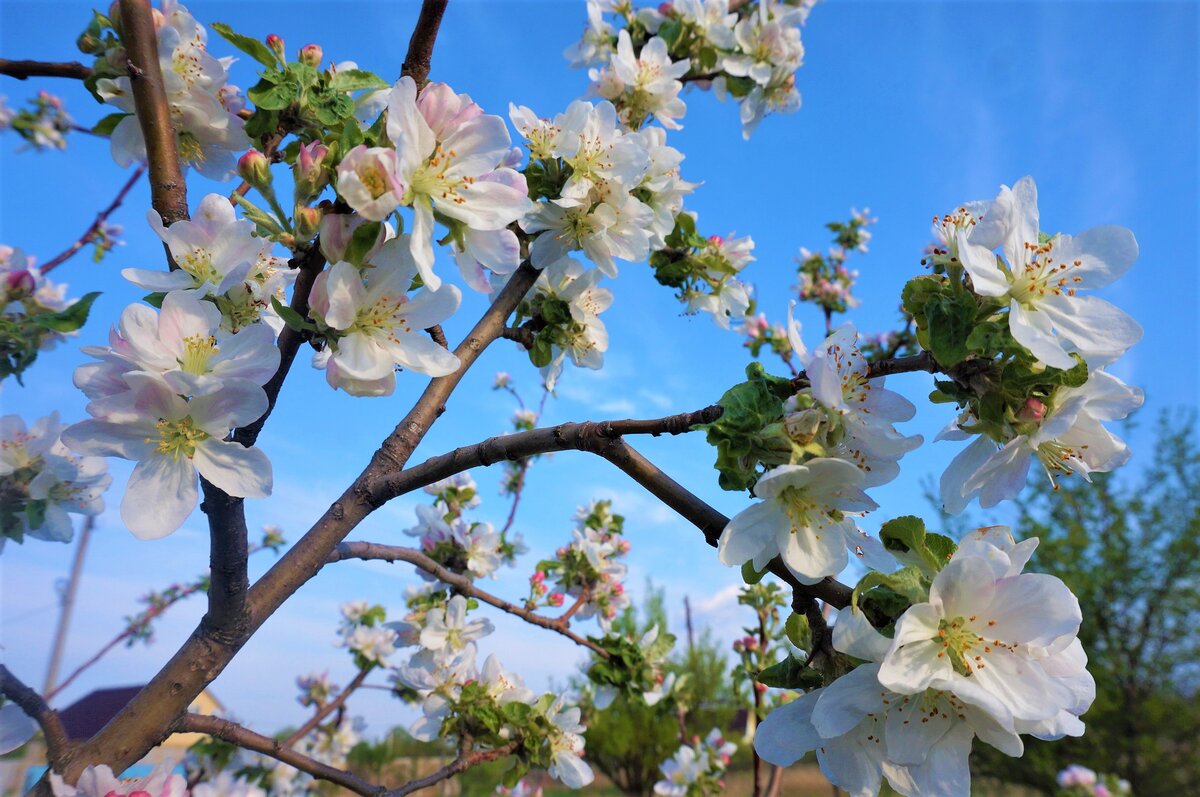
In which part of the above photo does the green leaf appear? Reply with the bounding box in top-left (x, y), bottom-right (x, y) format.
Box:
top-left (344, 220), bottom-right (383, 265)
top-left (331, 69), bottom-right (388, 93)
top-left (30, 292), bottom-right (100, 333)
top-left (695, 362), bottom-right (794, 491)
top-left (270, 296), bottom-right (314, 332)
top-left (924, 292), bottom-right (977, 367)
top-left (25, 499), bottom-right (46, 531)
top-left (741, 560), bottom-right (767, 585)
top-left (658, 19), bottom-right (684, 48)
top-left (91, 112), bottom-right (129, 136)
top-left (211, 22), bottom-right (278, 68)
top-left (879, 516), bottom-right (956, 577)
top-left (142, 292), bottom-right (166, 309)
top-left (756, 654), bottom-right (823, 689)
top-left (339, 118), bottom-right (365, 154)
top-left (313, 92), bottom-right (356, 126)
top-left (852, 566), bottom-right (929, 613)
top-left (785, 612), bottom-right (812, 651)
top-left (247, 75), bottom-right (297, 111)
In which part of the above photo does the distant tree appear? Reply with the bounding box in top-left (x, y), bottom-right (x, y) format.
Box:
top-left (962, 410), bottom-right (1200, 797)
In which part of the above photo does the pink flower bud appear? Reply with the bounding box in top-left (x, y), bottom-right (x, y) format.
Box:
top-left (548, 592), bottom-right (565, 607)
top-left (658, 2), bottom-right (675, 15)
top-left (266, 34), bottom-right (285, 58)
top-left (531, 570), bottom-right (546, 584)
top-left (4, 269), bottom-right (36, 296)
top-left (612, 582), bottom-right (625, 595)
top-left (755, 682), bottom-right (768, 693)
top-left (238, 149), bottom-right (272, 188)
top-left (294, 205), bottom-right (322, 240)
top-left (708, 234), bottom-right (724, 247)
top-left (299, 43), bottom-right (323, 68)
top-left (294, 140), bottom-right (330, 200)
top-left (1018, 398), bottom-right (1047, 423)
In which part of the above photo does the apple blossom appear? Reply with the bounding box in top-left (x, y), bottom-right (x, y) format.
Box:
top-left (953, 176), bottom-right (1142, 369)
top-left (192, 772), bottom-right (266, 797)
top-left (717, 458), bottom-right (889, 584)
top-left (334, 145), bottom-right (404, 222)
top-left (939, 369), bottom-right (1143, 514)
top-left (308, 237), bottom-right (462, 395)
top-left (62, 374), bottom-right (271, 539)
top-left (545, 699), bottom-right (595, 788)
top-left (590, 31), bottom-right (691, 129)
top-left (50, 762), bottom-right (187, 797)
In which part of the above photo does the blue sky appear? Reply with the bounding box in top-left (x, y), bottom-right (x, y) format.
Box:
top-left (1, 1), bottom-right (1196, 737)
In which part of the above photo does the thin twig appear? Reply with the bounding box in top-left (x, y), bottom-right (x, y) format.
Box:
top-left (331, 542), bottom-right (607, 656)
top-left (174, 713), bottom-right (379, 796)
top-left (284, 667), bottom-right (369, 748)
top-left (400, 0), bottom-right (450, 86)
top-left (0, 59), bottom-right (91, 81)
top-left (382, 740), bottom-right (520, 797)
top-left (40, 163), bottom-right (147, 274)
top-left (0, 666), bottom-right (71, 766)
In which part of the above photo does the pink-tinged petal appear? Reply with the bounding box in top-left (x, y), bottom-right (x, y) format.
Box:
top-left (61, 419), bottom-right (154, 460)
top-left (116, 303), bottom-right (174, 369)
top-left (1051, 226), bottom-right (1138, 290)
top-left (188, 380), bottom-right (269, 435)
top-left (122, 454), bottom-right (197, 539)
top-left (441, 114), bottom-right (512, 177)
top-left (386, 76), bottom-right (436, 166)
top-left (321, 262), bottom-right (369, 331)
top-left (754, 689), bottom-right (822, 767)
top-left (212, 323), bottom-right (280, 384)
top-left (718, 500), bottom-right (782, 567)
top-left (194, 439), bottom-right (272, 498)
top-left (812, 663), bottom-right (889, 737)
top-left (159, 289), bottom-right (221, 343)
top-left (464, 227), bottom-right (521, 273)
top-left (1009, 300), bottom-right (1075, 369)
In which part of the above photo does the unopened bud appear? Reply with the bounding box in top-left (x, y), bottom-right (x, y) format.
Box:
top-left (294, 140), bottom-right (329, 201)
top-left (318, 213), bottom-right (387, 265)
top-left (1017, 398), bottom-right (1047, 423)
top-left (755, 682), bottom-right (768, 694)
top-left (77, 32), bottom-right (104, 54)
top-left (266, 34), bottom-right (285, 60)
top-left (237, 149), bottom-right (272, 188)
top-left (294, 205), bottom-right (322, 240)
top-left (4, 269), bottom-right (36, 296)
top-left (658, 2), bottom-right (674, 15)
top-left (548, 592), bottom-right (565, 607)
top-left (298, 43), bottom-right (323, 68)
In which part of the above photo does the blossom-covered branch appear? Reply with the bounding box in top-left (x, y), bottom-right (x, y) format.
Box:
top-left (331, 541), bottom-right (609, 656)
top-left (282, 666), bottom-right (369, 748)
top-left (173, 713), bottom-right (379, 795)
top-left (39, 164), bottom-right (145, 274)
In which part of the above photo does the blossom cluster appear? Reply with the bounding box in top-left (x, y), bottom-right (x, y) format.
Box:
top-left (653, 728), bottom-right (737, 797)
top-left (794, 209), bottom-right (876, 318)
top-left (568, 0), bottom-right (814, 138)
top-left (921, 177), bottom-right (1143, 513)
top-left (0, 412), bottom-right (109, 552)
top-left (533, 500), bottom-right (632, 627)
top-left (1, 245), bottom-right (93, 382)
top-left (0, 91), bottom-right (74, 150)
top-left (1056, 765), bottom-right (1132, 797)
top-left (757, 528), bottom-right (1094, 797)
top-left (649, 213), bottom-right (755, 329)
top-left (406, 474), bottom-right (526, 580)
top-left (336, 600), bottom-right (397, 667)
top-left (513, 258), bottom-right (613, 390)
top-left (83, 1), bottom-right (251, 178)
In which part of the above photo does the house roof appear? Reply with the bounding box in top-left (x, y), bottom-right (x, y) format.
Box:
top-left (58, 685), bottom-right (145, 741)
top-left (57, 686), bottom-right (223, 742)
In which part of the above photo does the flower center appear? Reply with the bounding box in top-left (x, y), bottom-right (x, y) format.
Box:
top-left (179, 333), bottom-right (219, 374)
top-left (936, 616), bottom-right (985, 676)
top-left (777, 485), bottom-right (836, 536)
top-left (1010, 240), bottom-right (1085, 305)
top-left (152, 416), bottom-right (209, 460)
top-left (176, 247), bottom-right (222, 285)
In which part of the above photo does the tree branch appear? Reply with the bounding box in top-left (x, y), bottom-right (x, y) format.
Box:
top-left (331, 542), bottom-right (607, 656)
top-left (283, 667), bottom-right (369, 748)
top-left (119, 0), bottom-right (188, 229)
top-left (0, 59), bottom-right (91, 81)
top-left (0, 665), bottom-right (71, 767)
top-left (400, 0), bottom-right (450, 86)
top-left (382, 740), bottom-right (520, 797)
top-left (40, 163), bottom-right (146, 274)
top-left (174, 713), bottom-right (379, 796)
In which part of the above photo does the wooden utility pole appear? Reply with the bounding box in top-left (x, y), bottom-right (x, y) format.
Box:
top-left (42, 515), bottom-right (94, 696)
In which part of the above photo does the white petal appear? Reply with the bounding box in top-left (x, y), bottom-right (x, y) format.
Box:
top-left (193, 439), bottom-right (272, 499)
top-left (122, 455), bottom-right (198, 539)
top-left (754, 689), bottom-right (822, 766)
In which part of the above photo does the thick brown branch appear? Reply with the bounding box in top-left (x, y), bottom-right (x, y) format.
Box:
top-left (119, 0), bottom-right (188, 228)
top-left (500, 326), bottom-right (534, 349)
top-left (174, 714), bottom-right (379, 795)
top-left (0, 666), bottom-right (71, 766)
top-left (400, 0), bottom-right (450, 86)
top-left (0, 59), bottom-right (91, 81)
top-left (331, 542), bottom-right (607, 656)
top-left (382, 741), bottom-right (519, 797)
top-left (40, 164), bottom-right (147, 274)
top-left (283, 667), bottom-right (369, 748)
